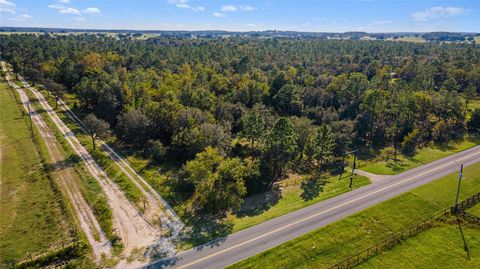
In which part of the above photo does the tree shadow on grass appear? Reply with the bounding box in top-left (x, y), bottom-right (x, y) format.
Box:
top-left (234, 186), bottom-right (282, 218)
top-left (435, 142), bottom-right (456, 152)
top-left (386, 159), bottom-right (410, 172)
top-left (45, 154), bottom-right (81, 172)
top-left (301, 177), bottom-right (326, 201)
top-left (181, 216), bottom-right (232, 249)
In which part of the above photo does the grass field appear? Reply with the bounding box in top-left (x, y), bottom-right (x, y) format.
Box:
top-left (229, 161), bottom-right (480, 269)
top-left (355, 223), bottom-right (480, 269)
top-left (0, 81), bottom-right (73, 263)
top-left (468, 203), bottom-right (480, 216)
top-left (231, 174), bottom-right (369, 232)
top-left (386, 36), bottom-right (426, 43)
top-left (359, 138), bottom-right (479, 175)
top-left (475, 36), bottom-right (480, 43)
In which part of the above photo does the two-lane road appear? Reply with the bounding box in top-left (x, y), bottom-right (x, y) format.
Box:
top-left (148, 144), bottom-right (480, 269)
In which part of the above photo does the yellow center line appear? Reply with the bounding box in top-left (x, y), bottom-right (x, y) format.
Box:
top-left (175, 149), bottom-right (480, 269)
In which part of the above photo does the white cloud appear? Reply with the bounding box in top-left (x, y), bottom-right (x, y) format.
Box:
top-left (0, 0), bottom-right (14, 7)
top-left (213, 12), bottom-right (226, 18)
top-left (413, 6), bottom-right (467, 21)
top-left (48, 4), bottom-right (64, 9)
top-left (239, 5), bottom-right (254, 11)
top-left (168, 0), bottom-right (188, 3)
top-left (58, 0), bottom-right (70, 3)
top-left (10, 13), bottom-right (32, 22)
top-left (221, 4), bottom-right (254, 12)
top-left (169, 0), bottom-right (205, 12)
top-left (59, 7), bottom-right (81, 15)
top-left (221, 5), bottom-right (237, 12)
top-left (192, 6), bottom-right (205, 12)
top-left (83, 7), bottom-right (100, 14)
top-left (49, 4), bottom-right (83, 16)
top-left (246, 23), bottom-right (256, 27)
top-left (0, 0), bottom-right (16, 14)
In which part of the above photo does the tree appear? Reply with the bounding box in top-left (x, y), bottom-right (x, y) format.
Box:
top-left (172, 123), bottom-right (230, 160)
top-left (401, 129), bottom-right (419, 156)
top-left (10, 54), bottom-right (24, 80)
top-left (291, 117), bottom-right (315, 160)
top-left (116, 110), bottom-right (151, 146)
top-left (262, 117), bottom-right (298, 181)
top-left (330, 120), bottom-right (354, 158)
top-left (270, 71), bottom-right (289, 98)
top-left (468, 109), bottom-right (480, 133)
top-left (183, 147), bottom-right (247, 216)
top-left (441, 77), bottom-right (460, 92)
top-left (24, 67), bottom-right (42, 86)
top-left (83, 114), bottom-right (110, 150)
top-left (42, 79), bottom-right (65, 109)
top-left (272, 84), bottom-right (303, 115)
top-left (144, 139), bottom-right (167, 163)
top-left (463, 86), bottom-right (477, 122)
top-left (58, 58), bottom-right (78, 90)
top-left (313, 124), bottom-right (335, 167)
top-left (240, 111), bottom-right (265, 150)
top-left (360, 89), bottom-right (388, 146)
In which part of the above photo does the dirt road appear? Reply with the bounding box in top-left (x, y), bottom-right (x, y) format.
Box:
top-left (1, 62), bottom-right (111, 261)
top-left (26, 81), bottom-right (161, 259)
top-left (55, 95), bottom-right (184, 235)
top-left (5, 62), bottom-right (164, 266)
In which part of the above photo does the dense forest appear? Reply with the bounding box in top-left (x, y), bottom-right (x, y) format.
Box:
top-left (2, 34), bottom-right (480, 220)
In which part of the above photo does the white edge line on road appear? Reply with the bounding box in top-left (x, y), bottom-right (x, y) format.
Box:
top-left (174, 149), bottom-right (480, 269)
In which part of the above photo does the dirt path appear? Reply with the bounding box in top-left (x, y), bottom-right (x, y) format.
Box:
top-left (17, 74), bottom-right (161, 263)
top-left (1, 62), bottom-right (111, 261)
top-left (57, 96), bottom-right (184, 236)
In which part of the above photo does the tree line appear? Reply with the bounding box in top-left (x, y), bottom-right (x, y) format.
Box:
top-left (2, 33), bottom-right (480, 219)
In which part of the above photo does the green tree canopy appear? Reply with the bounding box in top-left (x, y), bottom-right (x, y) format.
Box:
top-left (184, 147), bottom-right (247, 216)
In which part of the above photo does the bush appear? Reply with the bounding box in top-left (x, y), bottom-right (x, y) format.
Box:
top-left (432, 120), bottom-right (452, 143)
top-left (380, 147), bottom-right (395, 161)
top-left (401, 129), bottom-right (419, 156)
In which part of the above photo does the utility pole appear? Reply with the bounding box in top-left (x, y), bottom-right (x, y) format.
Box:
top-left (349, 151), bottom-right (357, 189)
top-left (340, 149), bottom-right (358, 182)
top-left (454, 164), bottom-right (464, 213)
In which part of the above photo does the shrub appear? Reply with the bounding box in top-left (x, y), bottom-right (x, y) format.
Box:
top-left (401, 129), bottom-right (419, 156)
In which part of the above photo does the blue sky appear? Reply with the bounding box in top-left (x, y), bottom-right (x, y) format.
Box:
top-left (1, 0), bottom-right (478, 32)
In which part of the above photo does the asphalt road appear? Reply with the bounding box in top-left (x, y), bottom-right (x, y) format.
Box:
top-left (148, 144), bottom-right (480, 269)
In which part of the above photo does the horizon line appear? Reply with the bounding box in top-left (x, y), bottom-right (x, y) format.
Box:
top-left (1, 26), bottom-right (479, 35)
